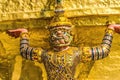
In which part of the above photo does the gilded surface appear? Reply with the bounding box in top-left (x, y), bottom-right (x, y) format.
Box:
top-left (0, 0), bottom-right (120, 26)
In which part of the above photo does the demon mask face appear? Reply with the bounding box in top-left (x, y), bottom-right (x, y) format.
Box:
top-left (49, 26), bottom-right (73, 47)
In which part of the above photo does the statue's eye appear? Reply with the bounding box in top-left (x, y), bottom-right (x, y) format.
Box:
top-left (52, 37), bottom-right (55, 40)
top-left (64, 32), bottom-right (67, 35)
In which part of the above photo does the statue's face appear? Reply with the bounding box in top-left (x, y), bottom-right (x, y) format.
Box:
top-left (49, 26), bottom-right (73, 47)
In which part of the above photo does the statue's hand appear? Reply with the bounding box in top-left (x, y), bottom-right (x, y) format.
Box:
top-left (6, 28), bottom-right (28, 38)
top-left (108, 24), bottom-right (120, 34)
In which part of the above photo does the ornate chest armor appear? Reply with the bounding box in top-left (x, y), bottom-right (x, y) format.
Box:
top-left (42, 47), bottom-right (80, 80)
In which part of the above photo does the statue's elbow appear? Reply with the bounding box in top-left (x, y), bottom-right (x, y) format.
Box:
top-left (102, 46), bottom-right (110, 58)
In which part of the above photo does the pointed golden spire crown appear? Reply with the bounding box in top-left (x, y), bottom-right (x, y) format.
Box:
top-left (48, 0), bottom-right (73, 29)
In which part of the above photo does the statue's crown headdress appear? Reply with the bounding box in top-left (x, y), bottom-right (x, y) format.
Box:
top-left (48, 0), bottom-right (73, 29)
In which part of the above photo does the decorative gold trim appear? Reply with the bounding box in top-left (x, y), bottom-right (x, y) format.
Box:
top-left (81, 47), bottom-right (92, 62)
top-left (20, 32), bottom-right (29, 39)
top-left (105, 28), bottom-right (114, 35)
top-left (33, 48), bottom-right (43, 62)
top-left (49, 22), bottom-right (73, 27)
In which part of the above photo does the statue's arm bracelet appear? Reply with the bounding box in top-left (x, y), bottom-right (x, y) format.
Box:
top-left (91, 28), bottom-right (114, 60)
top-left (20, 32), bottom-right (43, 62)
top-left (81, 29), bottom-right (114, 61)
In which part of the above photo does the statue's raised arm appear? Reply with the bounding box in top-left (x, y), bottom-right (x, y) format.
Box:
top-left (6, 28), bottom-right (43, 62)
top-left (81, 24), bottom-right (120, 62)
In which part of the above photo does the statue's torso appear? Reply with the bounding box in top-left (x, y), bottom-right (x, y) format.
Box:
top-left (42, 47), bottom-right (81, 80)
